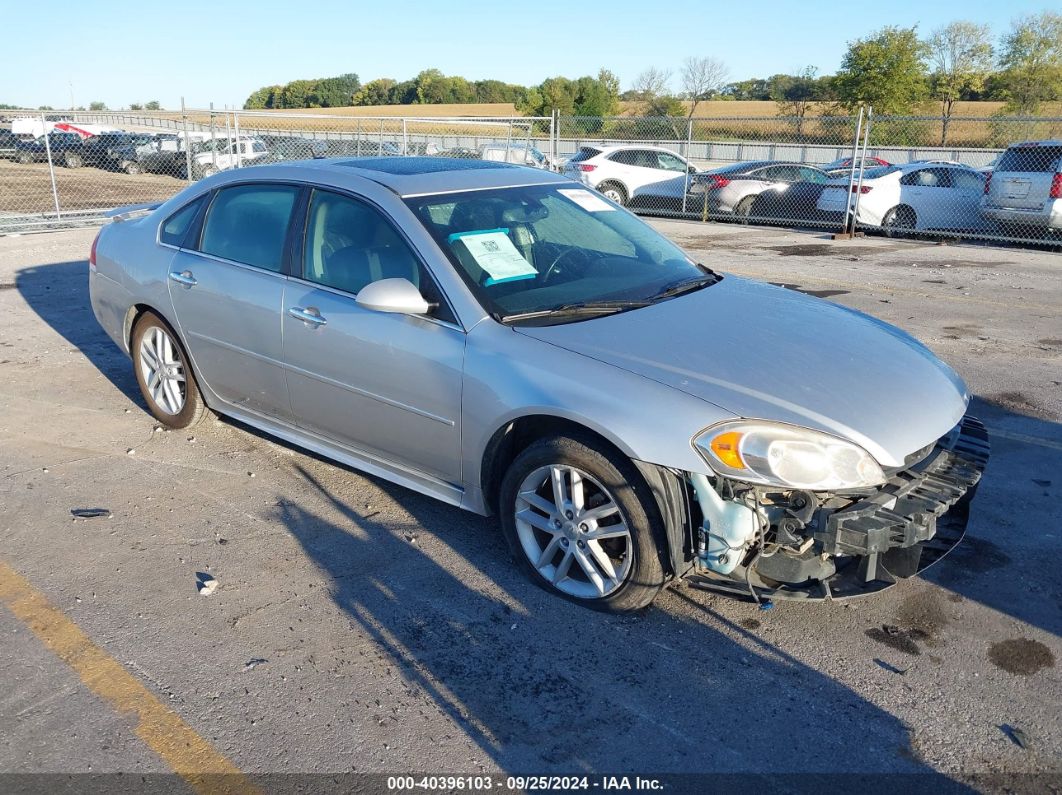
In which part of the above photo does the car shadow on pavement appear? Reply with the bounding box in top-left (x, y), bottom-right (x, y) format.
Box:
top-left (277, 461), bottom-right (968, 788)
top-left (15, 260), bottom-right (143, 406)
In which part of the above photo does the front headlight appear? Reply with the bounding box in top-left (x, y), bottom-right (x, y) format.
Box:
top-left (694, 421), bottom-right (886, 491)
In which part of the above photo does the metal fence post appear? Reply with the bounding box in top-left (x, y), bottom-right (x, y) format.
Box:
top-left (840, 107), bottom-right (864, 236)
top-left (850, 107), bottom-right (873, 230)
top-left (209, 103), bottom-right (217, 170)
top-left (402, 118), bottom-right (408, 155)
top-left (41, 112), bottom-right (61, 220)
top-left (682, 118), bottom-right (693, 215)
top-left (550, 110), bottom-right (557, 170)
top-left (181, 97), bottom-right (194, 183)
top-left (233, 109), bottom-right (242, 168)
top-left (223, 106), bottom-right (233, 163)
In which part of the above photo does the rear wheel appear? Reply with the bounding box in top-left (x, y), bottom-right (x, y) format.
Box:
top-left (499, 434), bottom-right (667, 612)
top-left (16, 151), bottom-right (33, 165)
top-left (734, 195), bottom-right (757, 223)
top-left (597, 182), bottom-right (628, 206)
top-left (63, 151), bottom-right (83, 168)
top-left (123, 160), bottom-right (143, 175)
top-left (131, 312), bottom-right (206, 428)
top-left (882, 205), bottom-right (916, 238)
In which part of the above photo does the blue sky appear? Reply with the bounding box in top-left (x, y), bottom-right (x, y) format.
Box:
top-left (1, 0), bottom-right (1052, 110)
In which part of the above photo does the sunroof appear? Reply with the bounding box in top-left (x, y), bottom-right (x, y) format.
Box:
top-left (336, 157), bottom-right (519, 175)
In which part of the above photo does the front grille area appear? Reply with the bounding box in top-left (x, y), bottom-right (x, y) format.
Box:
top-left (817, 415), bottom-right (990, 557)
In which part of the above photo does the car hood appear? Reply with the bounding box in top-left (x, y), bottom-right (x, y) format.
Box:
top-left (515, 276), bottom-right (968, 467)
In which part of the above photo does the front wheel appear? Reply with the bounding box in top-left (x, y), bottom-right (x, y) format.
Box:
top-left (499, 435), bottom-right (667, 611)
top-left (64, 151), bottom-right (83, 168)
top-left (131, 312), bottom-right (206, 428)
top-left (123, 160), bottom-right (143, 175)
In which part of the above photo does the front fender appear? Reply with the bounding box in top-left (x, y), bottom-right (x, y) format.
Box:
top-left (460, 322), bottom-right (733, 509)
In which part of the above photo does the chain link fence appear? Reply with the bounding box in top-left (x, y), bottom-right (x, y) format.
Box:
top-left (2, 107), bottom-right (1061, 247)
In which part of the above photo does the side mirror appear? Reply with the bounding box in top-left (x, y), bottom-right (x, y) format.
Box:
top-left (356, 278), bottom-right (433, 315)
top-left (688, 165), bottom-right (697, 174)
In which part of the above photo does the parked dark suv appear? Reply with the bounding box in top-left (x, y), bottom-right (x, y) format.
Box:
top-left (81, 132), bottom-right (158, 174)
top-left (13, 131), bottom-right (85, 167)
top-left (0, 130), bottom-right (24, 159)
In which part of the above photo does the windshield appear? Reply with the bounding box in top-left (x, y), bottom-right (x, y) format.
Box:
top-left (405, 184), bottom-right (713, 324)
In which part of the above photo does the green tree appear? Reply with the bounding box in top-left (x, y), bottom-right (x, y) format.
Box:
top-left (244, 85), bottom-right (280, 109)
top-left (129, 102), bottom-right (143, 111)
top-left (773, 66), bottom-right (820, 138)
top-left (834, 26), bottom-right (929, 114)
top-left (352, 79), bottom-right (396, 105)
top-left (89, 101), bottom-right (107, 111)
top-left (145, 100), bottom-right (161, 111)
top-left (926, 21), bottom-right (993, 144)
top-left (997, 11), bottom-right (1062, 114)
top-left (311, 73), bottom-right (360, 107)
top-left (724, 78), bottom-right (770, 100)
top-left (277, 79), bottom-right (318, 108)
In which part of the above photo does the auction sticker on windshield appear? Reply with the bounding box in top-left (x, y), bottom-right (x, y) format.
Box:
top-left (558, 188), bottom-right (616, 212)
top-left (449, 229), bottom-right (538, 286)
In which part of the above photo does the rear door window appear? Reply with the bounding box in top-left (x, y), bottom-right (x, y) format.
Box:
top-left (198, 184), bottom-right (299, 272)
top-left (996, 146), bottom-right (1062, 173)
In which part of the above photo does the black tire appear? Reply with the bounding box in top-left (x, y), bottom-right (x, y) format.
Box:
top-left (123, 160), bottom-right (143, 175)
top-left (498, 434), bottom-right (668, 612)
top-left (130, 311), bottom-right (207, 429)
top-left (64, 151), bottom-right (83, 168)
top-left (16, 151), bottom-right (32, 165)
top-left (881, 205), bottom-right (916, 238)
top-left (734, 195), bottom-right (757, 223)
top-left (597, 182), bottom-right (628, 206)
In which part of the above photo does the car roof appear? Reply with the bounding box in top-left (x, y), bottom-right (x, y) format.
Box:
top-left (595, 144), bottom-right (685, 154)
top-left (1006, 140), bottom-right (1062, 148)
top-left (231, 156), bottom-right (568, 197)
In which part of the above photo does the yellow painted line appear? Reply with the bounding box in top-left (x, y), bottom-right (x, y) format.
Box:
top-left (0, 559), bottom-right (260, 795)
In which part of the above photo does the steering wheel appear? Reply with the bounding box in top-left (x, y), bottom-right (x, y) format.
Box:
top-left (541, 246), bottom-right (593, 286)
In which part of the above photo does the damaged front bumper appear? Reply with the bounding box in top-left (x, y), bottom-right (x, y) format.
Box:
top-left (687, 415), bottom-right (990, 601)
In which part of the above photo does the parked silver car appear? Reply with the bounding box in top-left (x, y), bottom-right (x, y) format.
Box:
top-left (89, 157), bottom-right (988, 611)
top-left (688, 161), bottom-right (832, 218)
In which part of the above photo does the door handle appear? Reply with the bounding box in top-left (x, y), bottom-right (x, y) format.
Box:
top-left (288, 306), bottom-right (327, 327)
top-left (168, 270), bottom-right (197, 287)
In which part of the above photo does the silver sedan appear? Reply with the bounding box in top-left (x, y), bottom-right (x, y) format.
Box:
top-left (89, 157), bottom-right (988, 611)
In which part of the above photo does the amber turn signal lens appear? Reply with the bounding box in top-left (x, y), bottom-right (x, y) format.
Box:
top-left (710, 431), bottom-right (745, 470)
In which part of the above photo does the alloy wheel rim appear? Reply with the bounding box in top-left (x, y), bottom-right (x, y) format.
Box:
top-left (138, 326), bottom-right (186, 415)
top-left (514, 464), bottom-right (633, 599)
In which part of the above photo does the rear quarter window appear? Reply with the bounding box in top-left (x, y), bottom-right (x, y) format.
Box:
top-left (160, 195), bottom-right (207, 247)
top-left (568, 147), bottom-right (601, 163)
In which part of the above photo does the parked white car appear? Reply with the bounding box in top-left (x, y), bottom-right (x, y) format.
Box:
top-left (816, 163), bottom-right (991, 235)
top-left (193, 136), bottom-right (268, 178)
top-left (562, 145), bottom-right (694, 206)
top-left (980, 140), bottom-right (1062, 237)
